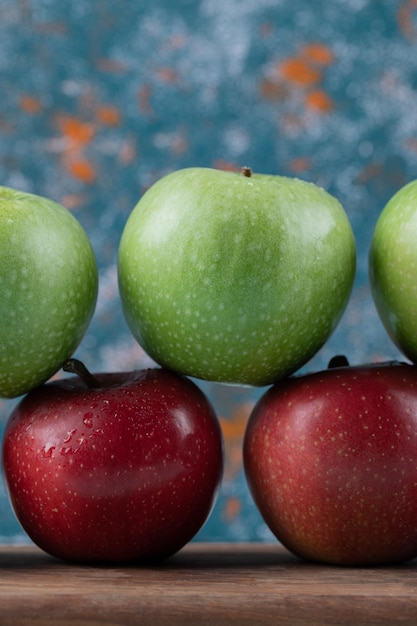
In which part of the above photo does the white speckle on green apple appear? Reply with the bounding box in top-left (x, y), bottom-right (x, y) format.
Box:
top-left (0, 187), bottom-right (98, 398)
top-left (118, 167), bottom-right (356, 386)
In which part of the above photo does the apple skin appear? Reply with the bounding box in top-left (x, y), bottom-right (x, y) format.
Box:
top-left (369, 180), bottom-right (417, 363)
top-left (0, 187), bottom-right (98, 398)
top-left (243, 360), bottom-right (417, 566)
top-left (118, 167), bottom-right (356, 386)
top-left (2, 365), bottom-right (224, 563)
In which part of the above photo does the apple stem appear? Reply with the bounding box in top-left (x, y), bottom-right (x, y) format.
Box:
top-left (241, 166), bottom-right (252, 177)
top-left (328, 355), bottom-right (350, 369)
top-left (63, 358), bottom-right (101, 389)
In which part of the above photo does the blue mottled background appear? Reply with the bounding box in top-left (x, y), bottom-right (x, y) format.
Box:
top-left (0, 0), bottom-right (416, 543)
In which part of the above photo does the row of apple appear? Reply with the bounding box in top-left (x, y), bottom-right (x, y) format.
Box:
top-left (1, 168), bottom-right (417, 566)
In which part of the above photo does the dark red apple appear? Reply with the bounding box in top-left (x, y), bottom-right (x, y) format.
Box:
top-left (243, 358), bottom-right (417, 566)
top-left (2, 360), bottom-right (223, 563)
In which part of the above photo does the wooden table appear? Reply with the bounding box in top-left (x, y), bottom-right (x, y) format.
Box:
top-left (1, 542), bottom-right (417, 625)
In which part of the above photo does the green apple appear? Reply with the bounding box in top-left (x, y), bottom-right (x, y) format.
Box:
top-left (369, 179), bottom-right (417, 362)
top-left (118, 167), bottom-right (356, 386)
top-left (0, 187), bottom-right (98, 398)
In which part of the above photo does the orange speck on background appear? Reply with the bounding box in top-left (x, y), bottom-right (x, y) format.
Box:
top-left (97, 58), bottom-right (128, 74)
top-left (405, 137), bottom-right (417, 152)
top-left (171, 132), bottom-right (189, 155)
top-left (34, 21), bottom-right (67, 35)
top-left (222, 497), bottom-right (242, 522)
top-left (155, 67), bottom-right (180, 83)
top-left (397, 1), bottom-right (417, 38)
top-left (301, 42), bottom-right (335, 66)
top-left (220, 411), bottom-right (248, 441)
top-left (280, 111), bottom-right (306, 133)
top-left (119, 138), bottom-right (137, 165)
top-left (259, 22), bottom-right (274, 37)
top-left (259, 78), bottom-right (289, 100)
top-left (167, 34), bottom-right (186, 49)
top-left (220, 403), bottom-right (253, 481)
top-left (96, 105), bottom-right (121, 126)
top-left (20, 95), bottom-right (42, 114)
top-left (58, 115), bottom-right (95, 146)
top-left (68, 159), bottom-right (96, 184)
top-left (278, 57), bottom-right (321, 87)
top-left (60, 193), bottom-right (87, 210)
top-left (305, 89), bottom-right (334, 113)
top-left (212, 160), bottom-right (240, 172)
top-left (355, 162), bottom-right (383, 185)
top-left (137, 83), bottom-right (153, 116)
top-left (289, 157), bottom-right (312, 173)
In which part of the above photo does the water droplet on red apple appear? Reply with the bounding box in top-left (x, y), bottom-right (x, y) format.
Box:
top-left (63, 428), bottom-right (77, 443)
top-left (42, 445), bottom-right (55, 458)
top-left (83, 413), bottom-right (93, 428)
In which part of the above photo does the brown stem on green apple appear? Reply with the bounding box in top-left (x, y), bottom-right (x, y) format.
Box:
top-left (241, 166), bottom-right (252, 177)
top-left (63, 358), bottom-right (101, 389)
top-left (328, 355), bottom-right (350, 369)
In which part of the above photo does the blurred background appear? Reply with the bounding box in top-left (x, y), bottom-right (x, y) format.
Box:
top-left (0, 0), bottom-right (414, 543)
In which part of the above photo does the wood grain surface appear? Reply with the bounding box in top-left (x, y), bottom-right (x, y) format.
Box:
top-left (0, 542), bottom-right (417, 625)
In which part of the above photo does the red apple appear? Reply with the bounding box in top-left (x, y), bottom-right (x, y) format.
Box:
top-left (243, 358), bottom-right (417, 566)
top-left (2, 360), bottom-right (223, 563)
